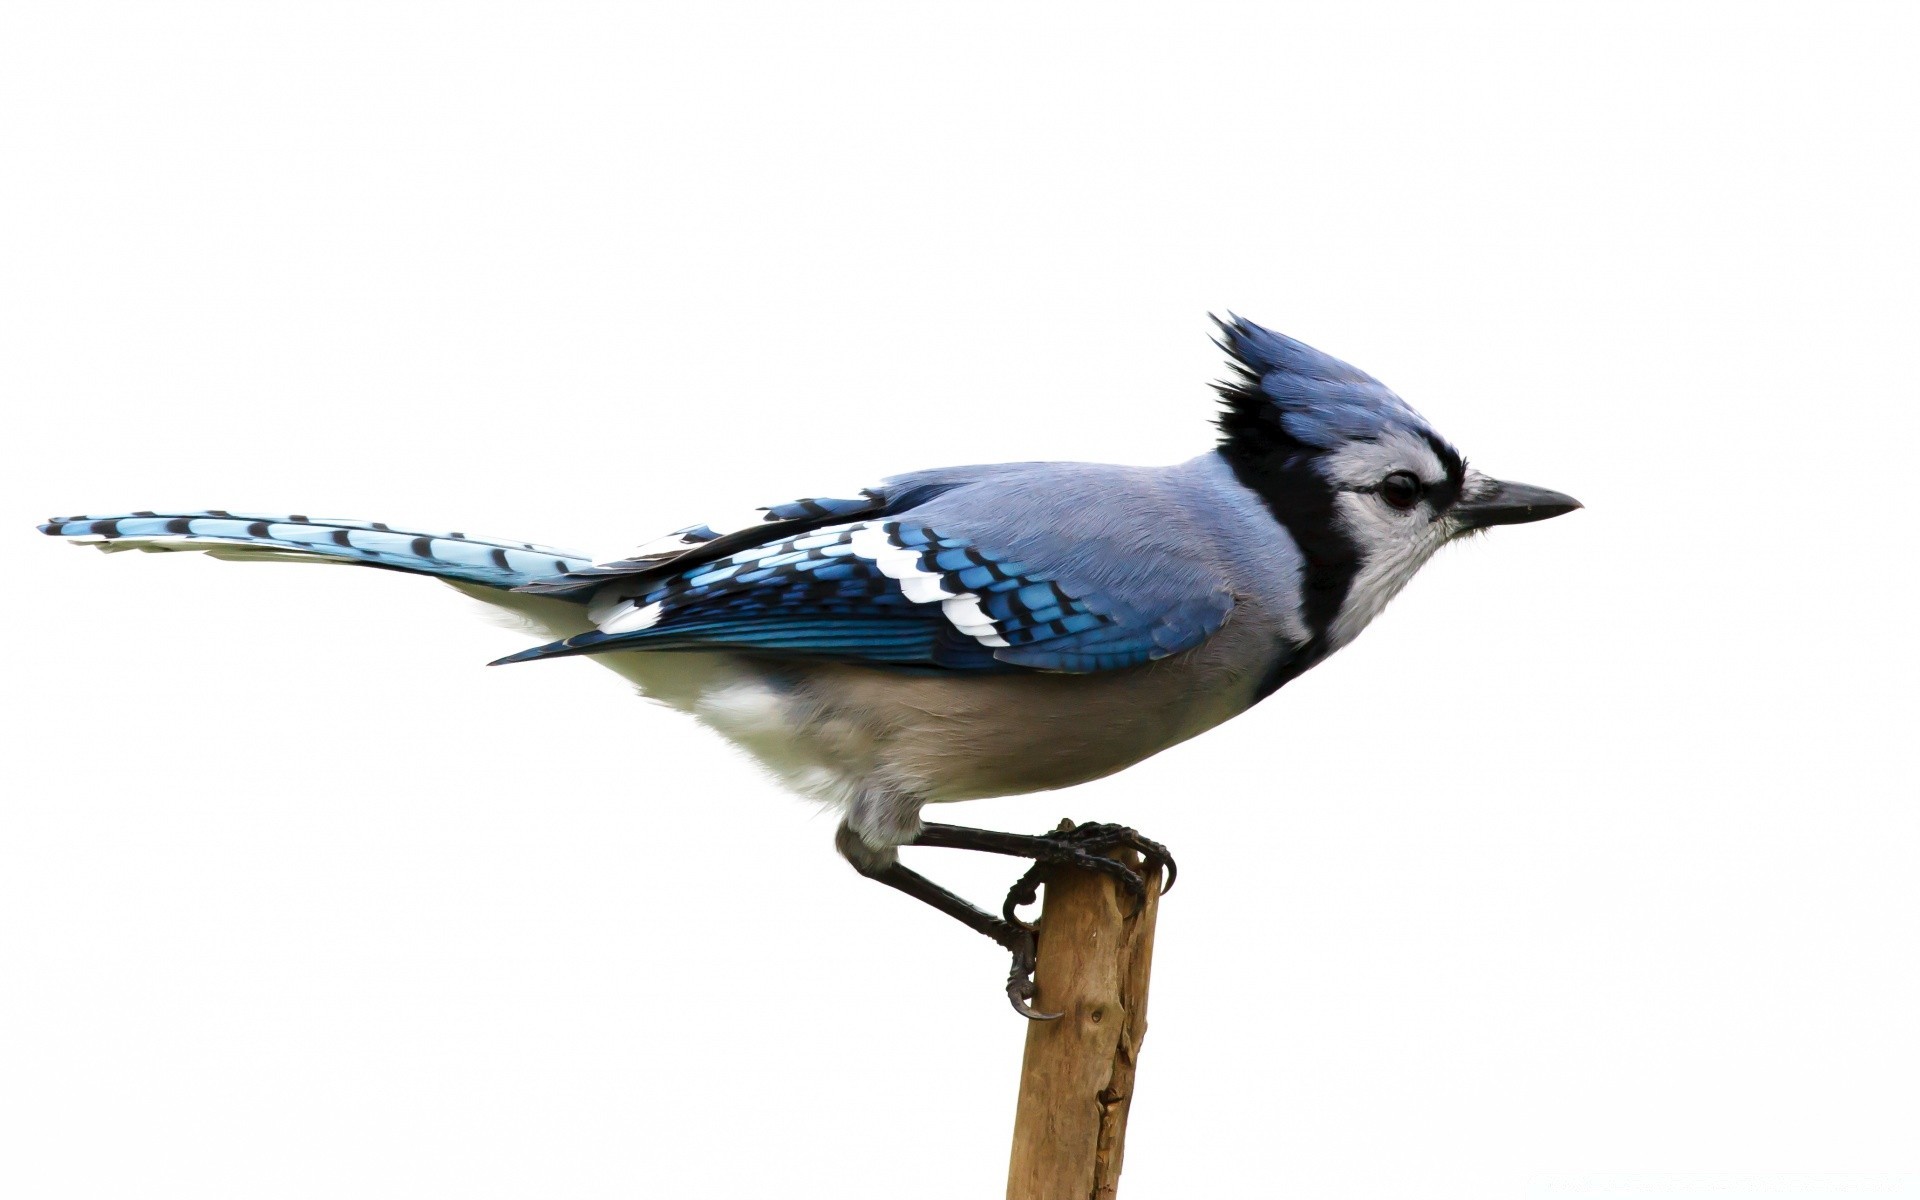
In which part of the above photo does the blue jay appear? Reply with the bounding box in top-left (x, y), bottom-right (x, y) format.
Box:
top-left (40, 316), bottom-right (1579, 1016)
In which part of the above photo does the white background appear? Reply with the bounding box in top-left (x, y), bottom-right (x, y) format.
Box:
top-left (3, 4), bottom-right (1916, 1198)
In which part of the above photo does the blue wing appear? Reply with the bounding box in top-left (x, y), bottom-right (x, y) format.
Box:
top-left (515, 493), bottom-right (898, 600)
top-left (492, 478), bottom-right (1237, 674)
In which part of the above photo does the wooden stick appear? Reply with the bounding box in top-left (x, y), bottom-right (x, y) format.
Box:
top-left (1006, 827), bottom-right (1163, 1200)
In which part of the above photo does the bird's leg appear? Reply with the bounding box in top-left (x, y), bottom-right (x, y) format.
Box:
top-left (866, 860), bottom-right (1050, 1019)
top-left (836, 822), bottom-right (1051, 1018)
top-left (913, 820), bottom-right (1177, 924)
top-left (836, 816), bottom-right (1175, 1018)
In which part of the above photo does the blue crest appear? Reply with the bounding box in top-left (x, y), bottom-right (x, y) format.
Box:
top-left (1213, 315), bottom-right (1438, 452)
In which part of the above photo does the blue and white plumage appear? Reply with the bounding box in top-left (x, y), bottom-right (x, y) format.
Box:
top-left (501, 468), bottom-right (1239, 673)
top-left (40, 315), bottom-right (1580, 1014)
top-left (40, 511), bottom-right (593, 587)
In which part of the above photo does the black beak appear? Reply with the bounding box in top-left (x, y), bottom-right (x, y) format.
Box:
top-left (1451, 479), bottom-right (1583, 531)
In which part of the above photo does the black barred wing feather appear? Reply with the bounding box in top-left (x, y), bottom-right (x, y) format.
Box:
top-left (514, 492), bottom-right (932, 599)
top-left (491, 519), bottom-right (1233, 673)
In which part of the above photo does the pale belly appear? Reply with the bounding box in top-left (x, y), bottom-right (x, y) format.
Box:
top-left (465, 581), bottom-right (1279, 812)
top-left (633, 619), bottom-right (1276, 811)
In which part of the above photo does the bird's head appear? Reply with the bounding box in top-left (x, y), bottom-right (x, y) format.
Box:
top-left (1212, 315), bottom-right (1580, 653)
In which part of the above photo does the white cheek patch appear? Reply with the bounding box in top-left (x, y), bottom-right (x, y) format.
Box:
top-left (847, 524), bottom-right (1009, 648)
top-left (1318, 429), bottom-right (1446, 491)
top-left (1325, 491), bottom-right (1452, 651)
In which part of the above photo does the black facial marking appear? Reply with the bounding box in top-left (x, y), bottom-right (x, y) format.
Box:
top-left (1421, 432), bottom-right (1467, 513)
top-left (1214, 374), bottom-right (1361, 662)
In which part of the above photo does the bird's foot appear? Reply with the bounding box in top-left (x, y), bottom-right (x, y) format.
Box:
top-left (994, 922), bottom-right (1055, 1020)
top-left (879, 817), bottom-right (1175, 1018)
top-left (1000, 820), bottom-right (1178, 929)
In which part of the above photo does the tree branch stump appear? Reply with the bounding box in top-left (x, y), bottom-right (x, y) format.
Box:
top-left (1006, 829), bottom-right (1163, 1200)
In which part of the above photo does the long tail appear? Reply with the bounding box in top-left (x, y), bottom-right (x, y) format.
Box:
top-left (38, 510), bottom-right (594, 590)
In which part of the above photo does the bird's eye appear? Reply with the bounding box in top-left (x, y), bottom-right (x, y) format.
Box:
top-left (1379, 471), bottom-right (1422, 511)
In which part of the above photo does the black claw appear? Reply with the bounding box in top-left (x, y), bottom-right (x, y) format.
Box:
top-left (997, 820), bottom-right (1177, 932)
top-left (1037, 821), bottom-right (1176, 910)
top-left (1002, 863), bottom-right (1045, 930)
top-left (887, 818), bottom-right (1174, 1018)
top-left (999, 925), bottom-right (1060, 1020)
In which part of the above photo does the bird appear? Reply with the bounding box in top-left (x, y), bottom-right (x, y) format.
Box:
top-left (39, 315), bottom-right (1580, 1016)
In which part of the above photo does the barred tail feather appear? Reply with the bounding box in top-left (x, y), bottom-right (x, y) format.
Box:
top-left (38, 511), bottom-right (593, 590)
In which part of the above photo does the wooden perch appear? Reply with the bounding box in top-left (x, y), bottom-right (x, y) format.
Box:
top-left (1006, 830), bottom-right (1164, 1200)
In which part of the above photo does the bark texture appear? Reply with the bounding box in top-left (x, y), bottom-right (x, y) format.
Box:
top-left (1006, 840), bottom-right (1162, 1200)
